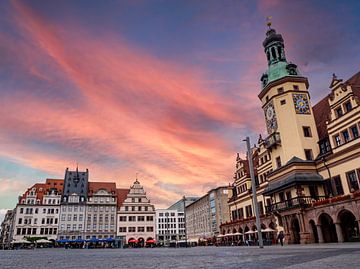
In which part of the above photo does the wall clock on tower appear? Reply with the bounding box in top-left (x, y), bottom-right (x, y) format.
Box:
top-left (264, 101), bottom-right (278, 134)
top-left (292, 93), bottom-right (311, 114)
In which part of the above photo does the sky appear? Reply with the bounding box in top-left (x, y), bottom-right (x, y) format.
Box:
top-left (0, 0), bottom-right (359, 221)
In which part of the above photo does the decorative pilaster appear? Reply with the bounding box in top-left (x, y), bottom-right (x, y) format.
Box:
top-left (335, 223), bottom-right (344, 243)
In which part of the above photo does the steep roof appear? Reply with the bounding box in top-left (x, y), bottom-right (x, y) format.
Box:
top-left (116, 188), bottom-right (130, 208)
top-left (345, 71), bottom-right (360, 97)
top-left (312, 95), bottom-right (331, 140)
top-left (45, 178), bottom-right (64, 193)
top-left (88, 181), bottom-right (116, 195)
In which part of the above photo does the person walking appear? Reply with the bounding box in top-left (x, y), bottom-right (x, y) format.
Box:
top-left (278, 231), bottom-right (284, 246)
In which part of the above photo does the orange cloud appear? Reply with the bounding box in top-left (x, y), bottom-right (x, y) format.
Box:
top-left (0, 0), bottom-right (266, 208)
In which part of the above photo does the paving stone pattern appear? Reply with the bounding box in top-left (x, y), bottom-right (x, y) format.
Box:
top-left (0, 244), bottom-right (360, 269)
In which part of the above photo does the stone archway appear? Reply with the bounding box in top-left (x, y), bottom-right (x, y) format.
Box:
top-left (319, 213), bottom-right (338, 243)
top-left (338, 210), bottom-right (360, 242)
top-left (309, 220), bottom-right (319, 243)
top-left (291, 218), bottom-right (301, 244)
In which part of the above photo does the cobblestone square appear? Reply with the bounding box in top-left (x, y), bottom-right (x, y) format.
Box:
top-left (1, 244), bottom-right (360, 269)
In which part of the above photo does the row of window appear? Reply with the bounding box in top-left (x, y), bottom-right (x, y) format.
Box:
top-left (86, 225), bottom-right (115, 231)
top-left (118, 226), bottom-right (154, 233)
top-left (119, 216), bottom-right (154, 222)
top-left (60, 224), bottom-right (83, 231)
top-left (61, 206), bottom-right (85, 212)
top-left (61, 214), bottom-right (84, 222)
top-left (88, 197), bottom-right (116, 203)
top-left (333, 124), bottom-right (359, 147)
top-left (259, 154), bottom-right (271, 165)
top-left (124, 206), bottom-right (151, 212)
top-left (231, 201), bottom-right (267, 221)
top-left (87, 214), bottom-right (115, 223)
top-left (158, 212), bottom-right (176, 217)
top-left (157, 229), bottom-right (185, 235)
top-left (18, 217), bottom-right (58, 225)
top-left (87, 206), bottom-right (116, 212)
top-left (19, 208), bottom-right (59, 214)
top-left (16, 227), bottom-right (57, 235)
top-left (158, 217), bottom-right (184, 223)
top-left (334, 100), bottom-right (353, 119)
top-left (158, 223), bottom-right (185, 229)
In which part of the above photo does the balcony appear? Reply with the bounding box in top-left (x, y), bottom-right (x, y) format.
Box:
top-left (265, 196), bottom-right (327, 213)
top-left (264, 132), bottom-right (281, 150)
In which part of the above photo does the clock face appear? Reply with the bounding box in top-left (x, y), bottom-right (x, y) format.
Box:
top-left (264, 101), bottom-right (277, 134)
top-left (266, 105), bottom-right (275, 120)
top-left (293, 93), bottom-right (310, 114)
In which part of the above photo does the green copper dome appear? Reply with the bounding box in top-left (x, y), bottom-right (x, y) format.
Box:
top-left (260, 28), bottom-right (301, 89)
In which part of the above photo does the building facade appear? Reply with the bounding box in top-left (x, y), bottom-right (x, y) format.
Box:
top-left (221, 25), bottom-right (360, 244)
top-left (58, 168), bottom-right (88, 240)
top-left (155, 209), bottom-right (185, 244)
top-left (186, 186), bottom-right (230, 241)
top-left (13, 179), bottom-right (63, 242)
top-left (84, 182), bottom-right (117, 239)
top-left (116, 179), bottom-right (156, 246)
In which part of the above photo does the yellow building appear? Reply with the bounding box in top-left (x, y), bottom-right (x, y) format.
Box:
top-left (221, 26), bottom-right (360, 244)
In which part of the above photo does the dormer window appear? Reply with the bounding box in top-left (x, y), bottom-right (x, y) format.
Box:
top-left (336, 107), bottom-right (343, 118)
top-left (344, 101), bottom-right (352, 112)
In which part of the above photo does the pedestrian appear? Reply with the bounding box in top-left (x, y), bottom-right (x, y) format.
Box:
top-left (277, 231), bottom-right (284, 246)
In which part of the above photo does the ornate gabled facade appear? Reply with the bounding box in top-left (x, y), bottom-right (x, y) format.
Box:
top-left (116, 179), bottom-right (156, 246)
top-left (13, 179), bottom-right (63, 242)
top-left (221, 25), bottom-right (360, 244)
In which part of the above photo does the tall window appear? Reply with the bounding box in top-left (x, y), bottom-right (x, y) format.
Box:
top-left (333, 176), bottom-right (344, 196)
top-left (350, 125), bottom-right (359, 139)
top-left (346, 171), bottom-right (359, 192)
top-left (336, 107), bottom-right (343, 118)
top-left (276, 157), bottom-right (281, 168)
top-left (304, 149), bottom-right (313, 160)
top-left (342, 130), bottom-right (350, 143)
top-left (303, 126), bottom-right (312, 137)
top-left (344, 101), bottom-right (352, 112)
top-left (334, 135), bottom-right (342, 146)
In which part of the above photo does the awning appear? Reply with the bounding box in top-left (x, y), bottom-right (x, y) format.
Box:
top-left (128, 239), bottom-right (138, 243)
top-left (244, 230), bottom-right (257, 234)
top-left (36, 239), bottom-right (52, 243)
top-left (263, 172), bottom-right (324, 195)
top-left (11, 239), bottom-right (31, 244)
top-left (233, 232), bottom-right (243, 236)
top-left (146, 239), bottom-right (156, 244)
top-left (261, 228), bottom-right (276, 233)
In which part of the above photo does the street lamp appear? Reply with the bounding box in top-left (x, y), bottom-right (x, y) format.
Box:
top-left (244, 137), bottom-right (264, 248)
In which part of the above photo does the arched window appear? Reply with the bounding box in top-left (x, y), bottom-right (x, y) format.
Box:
top-left (267, 51), bottom-right (270, 61)
top-left (271, 47), bottom-right (276, 60)
top-left (277, 47), bottom-right (282, 59)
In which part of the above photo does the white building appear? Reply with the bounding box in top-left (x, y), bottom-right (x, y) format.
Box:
top-left (116, 179), bottom-right (156, 246)
top-left (12, 179), bottom-right (63, 241)
top-left (155, 209), bottom-right (185, 244)
top-left (84, 182), bottom-right (117, 239)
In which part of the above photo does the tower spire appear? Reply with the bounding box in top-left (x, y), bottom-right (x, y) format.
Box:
top-left (266, 16), bottom-right (272, 29)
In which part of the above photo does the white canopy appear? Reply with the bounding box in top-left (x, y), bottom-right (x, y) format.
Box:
top-left (224, 233), bottom-right (233, 237)
top-left (261, 227), bottom-right (276, 233)
top-left (36, 239), bottom-right (52, 243)
top-left (217, 234), bottom-right (225, 238)
top-left (233, 232), bottom-right (243, 236)
top-left (11, 239), bottom-right (31, 244)
top-left (244, 230), bottom-right (257, 234)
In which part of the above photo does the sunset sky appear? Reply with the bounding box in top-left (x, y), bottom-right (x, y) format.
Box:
top-left (0, 0), bottom-right (359, 219)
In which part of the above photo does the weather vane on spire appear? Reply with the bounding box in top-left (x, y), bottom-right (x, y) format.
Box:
top-left (266, 16), bottom-right (272, 29)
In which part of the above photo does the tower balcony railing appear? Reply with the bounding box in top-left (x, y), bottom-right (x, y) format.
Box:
top-left (265, 196), bottom-right (327, 213)
top-left (264, 132), bottom-right (281, 149)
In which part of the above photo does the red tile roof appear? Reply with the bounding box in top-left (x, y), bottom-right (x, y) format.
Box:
top-left (45, 178), bottom-right (64, 193)
top-left (313, 95), bottom-right (331, 141)
top-left (345, 71), bottom-right (360, 98)
top-left (88, 182), bottom-right (117, 195)
top-left (116, 188), bottom-right (130, 208)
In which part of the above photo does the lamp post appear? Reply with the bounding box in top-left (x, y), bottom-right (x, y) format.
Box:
top-left (322, 156), bottom-right (335, 197)
top-left (244, 137), bottom-right (264, 248)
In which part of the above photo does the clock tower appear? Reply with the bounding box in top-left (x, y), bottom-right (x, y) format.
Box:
top-left (258, 25), bottom-right (319, 167)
